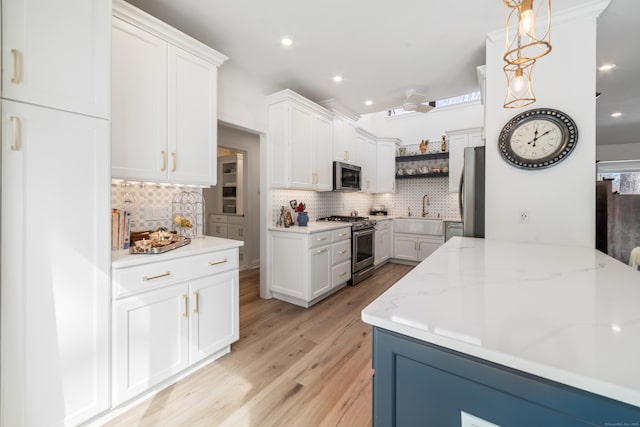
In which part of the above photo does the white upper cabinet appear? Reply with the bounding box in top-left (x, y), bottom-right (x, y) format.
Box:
top-left (267, 89), bottom-right (333, 191)
top-left (356, 128), bottom-right (377, 192)
top-left (1, 0), bottom-right (110, 119)
top-left (111, 0), bottom-right (227, 186)
top-left (331, 112), bottom-right (358, 164)
top-left (447, 127), bottom-right (483, 192)
top-left (376, 138), bottom-right (399, 193)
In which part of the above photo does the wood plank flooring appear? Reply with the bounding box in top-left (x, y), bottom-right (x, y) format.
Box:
top-left (106, 262), bottom-right (413, 427)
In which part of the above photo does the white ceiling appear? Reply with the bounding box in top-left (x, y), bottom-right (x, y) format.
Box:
top-left (125, 0), bottom-right (637, 146)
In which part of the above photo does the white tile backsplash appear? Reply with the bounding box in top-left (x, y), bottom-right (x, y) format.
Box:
top-left (112, 181), bottom-right (203, 231)
top-left (271, 176), bottom-right (461, 226)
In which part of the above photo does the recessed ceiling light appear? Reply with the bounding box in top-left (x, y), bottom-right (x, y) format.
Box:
top-left (365, 100), bottom-right (373, 106)
top-left (598, 63), bottom-right (616, 71)
top-left (281, 38), bottom-right (293, 47)
top-left (333, 75), bottom-right (343, 83)
top-left (611, 112), bottom-right (623, 117)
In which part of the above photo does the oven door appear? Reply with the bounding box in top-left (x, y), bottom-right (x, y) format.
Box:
top-left (353, 228), bottom-right (375, 273)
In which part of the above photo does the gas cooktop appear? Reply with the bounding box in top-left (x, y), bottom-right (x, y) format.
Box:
top-left (318, 215), bottom-right (376, 231)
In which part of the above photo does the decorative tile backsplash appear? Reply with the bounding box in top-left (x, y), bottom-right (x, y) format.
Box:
top-left (112, 181), bottom-right (203, 231)
top-left (271, 177), bottom-right (461, 226)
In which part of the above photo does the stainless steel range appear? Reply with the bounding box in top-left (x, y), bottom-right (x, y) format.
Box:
top-left (318, 215), bottom-right (376, 285)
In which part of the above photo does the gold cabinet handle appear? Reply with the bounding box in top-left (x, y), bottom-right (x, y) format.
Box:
top-left (11, 49), bottom-right (20, 84)
top-left (193, 291), bottom-right (199, 314)
top-left (161, 151), bottom-right (167, 172)
top-left (171, 152), bottom-right (176, 172)
top-left (340, 271), bottom-right (348, 277)
top-left (208, 258), bottom-right (227, 266)
top-left (339, 249), bottom-right (347, 254)
top-left (339, 233), bottom-right (347, 237)
top-left (10, 116), bottom-right (21, 151)
top-left (344, 150), bottom-right (349, 161)
top-left (142, 271), bottom-right (170, 281)
top-left (317, 237), bottom-right (327, 242)
top-left (182, 294), bottom-right (188, 318)
top-left (316, 248), bottom-right (328, 254)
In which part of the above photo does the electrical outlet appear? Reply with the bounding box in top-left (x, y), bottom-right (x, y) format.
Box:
top-left (461, 411), bottom-right (501, 427)
top-left (519, 210), bottom-right (530, 223)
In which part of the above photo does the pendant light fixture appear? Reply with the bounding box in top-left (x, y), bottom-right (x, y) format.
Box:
top-left (502, 0), bottom-right (552, 108)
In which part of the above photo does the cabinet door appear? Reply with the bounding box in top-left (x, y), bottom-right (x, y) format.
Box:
top-left (289, 103), bottom-right (314, 189)
top-left (209, 222), bottom-right (229, 238)
top-left (376, 141), bottom-right (397, 193)
top-left (114, 284), bottom-right (190, 405)
top-left (448, 129), bottom-right (483, 192)
top-left (375, 227), bottom-right (391, 265)
top-left (189, 271), bottom-right (239, 364)
top-left (228, 224), bottom-right (244, 241)
top-left (418, 238), bottom-right (442, 261)
top-left (357, 134), bottom-right (377, 192)
top-left (393, 236), bottom-right (418, 261)
top-left (313, 113), bottom-right (333, 190)
top-left (1, 101), bottom-right (110, 426)
top-left (309, 246), bottom-right (331, 298)
top-left (111, 17), bottom-right (168, 182)
top-left (168, 45), bottom-right (218, 185)
top-left (1, 0), bottom-right (109, 118)
top-left (332, 115), bottom-right (357, 163)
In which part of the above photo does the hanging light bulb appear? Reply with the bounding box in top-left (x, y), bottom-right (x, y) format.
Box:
top-left (513, 66), bottom-right (525, 91)
top-left (519, 0), bottom-right (535, 36)
top-left (504, 60), bottom-right (536, 108)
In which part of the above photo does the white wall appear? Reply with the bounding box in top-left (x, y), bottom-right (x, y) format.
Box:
top-left (358, 102), bottom-right (484, 144)
top-left (217, 124), bottom-right (261, 269)
top-left (484, 2), bottom-right (608, 247)
top-left (596, 142), bottom-right (640, 161)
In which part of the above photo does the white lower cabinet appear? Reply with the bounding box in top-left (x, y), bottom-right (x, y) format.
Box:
top-left (393, 234), bottom-right (444, 262)
top-left (270, 227), bottom-right (351, 307)
top-left (112, 247), bottom-right (239, 406)
top-left (374, 219), bottom-right (393, 265)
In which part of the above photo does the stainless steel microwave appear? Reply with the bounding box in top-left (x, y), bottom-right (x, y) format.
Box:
top-left (333, 161), bottom-right (361, 191)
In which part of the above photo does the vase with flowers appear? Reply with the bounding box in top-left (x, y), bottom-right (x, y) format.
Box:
top-left (294, 202), bottom-right (308, 226)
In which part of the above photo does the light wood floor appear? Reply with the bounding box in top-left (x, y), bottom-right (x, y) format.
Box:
top-left (106, 262), bottom-right (413, 427)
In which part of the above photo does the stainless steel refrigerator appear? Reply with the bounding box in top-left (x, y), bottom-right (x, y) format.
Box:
top-left (458, 146), bottom-right (485, 238)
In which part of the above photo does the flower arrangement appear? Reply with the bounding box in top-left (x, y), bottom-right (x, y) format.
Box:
top-left (295, 202), bottom-right (306, 212)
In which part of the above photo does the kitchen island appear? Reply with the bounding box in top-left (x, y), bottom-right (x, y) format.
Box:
top-left (362, 237), bottom-right (640, 426)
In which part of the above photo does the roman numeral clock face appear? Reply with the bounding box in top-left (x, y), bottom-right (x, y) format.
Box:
top-left (499, 109), bottom-right (578, 169)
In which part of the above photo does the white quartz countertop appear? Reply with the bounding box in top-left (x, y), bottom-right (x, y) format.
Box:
top-left (362, 237), bottom-right (640, 408)
top-left (112, 235), bottom-right (243, 269)
top-left (268, 222), bottom-right (351, 234)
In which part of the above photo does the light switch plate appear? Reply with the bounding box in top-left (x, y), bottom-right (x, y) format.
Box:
top-left (461, 411), bottom-right (501, 427)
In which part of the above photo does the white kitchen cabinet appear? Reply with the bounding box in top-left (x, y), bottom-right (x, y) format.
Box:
top-left (1, 0), bottom-right (110, 119)
top-left (267, 89), bottom-right (333, 191)
top-left (269, 227), bottom-right (351, 307)
top-left (356, 128), bottom-right (378, 192)
top-left (1, 100), bottom-right (110, 426)
top-left (331, 112), bottom-right (358, 164)
top-left (393, 233), bottom-right (445, 262)
top-left (112, 246), bottom-right (240, 405)
top-left (376, 138), bottom-right (399, 193)
top-left (111, 1), bottom-right (227, 185)
top-left (374, 219), bottom-right (393, 266)
top-left (447, 127), bottom-right (483, 192)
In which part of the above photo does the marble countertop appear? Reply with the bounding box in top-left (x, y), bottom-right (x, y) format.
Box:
top-left (268, 222), bottom-right (351, 234)
top-left (362, 237), bottom-right (640, 407)
top-left (112, 235), bottom-right (243, 269)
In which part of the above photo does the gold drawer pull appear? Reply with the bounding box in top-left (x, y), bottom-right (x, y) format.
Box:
top-left (193, 291), bottom-right (199, 314)
top-left (161, 150), bottom-right (167, 171)
top-left (182, 294), bottom-right (188, 318)
top-left (208, 258), bottom-right (227, 266)
top-left (10, 116), bottom-right (21, 151)
top-left (11, 49), bottom-right (21, 84)
top-left (143, 271), bottom-right (170, 281)
top-left (317, 237), bottom-right (328, 241)
top-left (316, 248), bottom-right (328, 254)
top-left (171, 152), bottom-right (177, 172)
top-left (339, 233), bottom-right (347, 237)
top-left (340, 271), bottom-right (348, 277)
top-left (339, 250), bottom-right (347, 254)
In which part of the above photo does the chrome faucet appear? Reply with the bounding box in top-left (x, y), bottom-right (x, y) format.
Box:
top-left (407, 206), bottom-right (412, 217)
top-left (422, 194), bottom-right (430, 217)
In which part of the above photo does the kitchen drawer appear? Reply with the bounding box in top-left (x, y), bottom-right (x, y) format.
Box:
top-left (210, 223), bottom-right (228, 238)
top-left (331, 260), bottom-right (351, 287)
top-left (332, 240), bottom-right (351, 264)
top-left (228, 224), bottom-right (244, 241)
top-left (376, 220), bottom-right (391, 231)
top-left (114, 257), bottom-right (194, 298)
top-left (227, 215), bottom-right (244, 225)
top-left (209, 214), bottom-right (228, 224)
top-left (114, 248), bottom-right (238, 298)
top-left (331, 227), bottom-right (351, 242)
top-left (309, 231), bottom-right (332, 249)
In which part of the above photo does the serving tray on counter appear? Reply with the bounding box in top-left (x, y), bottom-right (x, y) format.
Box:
top-left (129, 236), bottom-right (191, 254)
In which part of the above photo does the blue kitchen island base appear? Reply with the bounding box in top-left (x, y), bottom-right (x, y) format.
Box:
top-left (372, 327), bottom-right (640, 427)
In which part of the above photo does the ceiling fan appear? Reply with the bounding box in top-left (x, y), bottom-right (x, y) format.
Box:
top-left (402, 90), bottom-right (436, 113)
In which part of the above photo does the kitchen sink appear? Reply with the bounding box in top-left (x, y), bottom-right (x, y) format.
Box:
top-left (394, 218), bottom-right (444, 236)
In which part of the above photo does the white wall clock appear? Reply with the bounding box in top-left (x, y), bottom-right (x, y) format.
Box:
top-left (498, 108), bottom-right (579, 169)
